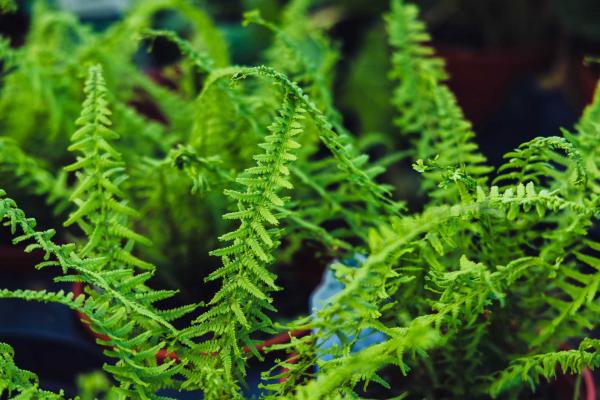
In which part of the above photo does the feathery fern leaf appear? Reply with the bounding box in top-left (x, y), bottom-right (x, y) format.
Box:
top-left (188, 94), bottom-right (307, 395)
top-left (386, 0), bottom-right (491, 199)
top-left (65, 64), bottom-right (153, 271)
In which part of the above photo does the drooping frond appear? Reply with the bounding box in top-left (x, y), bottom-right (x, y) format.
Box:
top-left (489, 339), bottom-right (600, 398)
top-left (495, 135), bottom-right (587, 191)
top-left (243, 0), bottom-right (342, 127)
top-left (206, 65), bottom-right (396, 208)
top-left (0, 190), bottom-right (201, 398)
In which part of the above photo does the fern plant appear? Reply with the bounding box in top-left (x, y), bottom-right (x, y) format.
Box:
top-left (0, 0), bottom-right (599, 399)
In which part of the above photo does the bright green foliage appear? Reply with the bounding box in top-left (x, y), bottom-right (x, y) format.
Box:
top-left (258, 2), bottom-right (599, 398)
top-left (65, 65), bottom-right (153, 271)
top-left (190, 96), bottom-right (307, 384)
top-left (0, 343), bottom-right (63, 399)
top-left (0, 0), bottom-right (599, 399)
top-left (0, 3), bottom-right (91, 164)
top-left (490, 338), bottom-right (600, 397)
top-left (0, 189), bottom-right (196, 398)
top-left (77, 371), bottom-right (115, 400)
top-left (387, 0), bottom-right (491, 199)
top-left (244, 0), bottom-right (340, 125)
top-left (495, 135), bottom-right (587, 190)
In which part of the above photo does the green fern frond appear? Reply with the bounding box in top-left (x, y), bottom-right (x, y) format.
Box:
top-left (0, 191), bottom-right (201, 397)
top-left (0, 191), bottom-right (179, 336)
top-left (65, 64), bottom-right (153, 271)
top-left (489, 341), bottom-right (600, 398)
top-left (495, 135), bottom-right (587, 189)
top-left (386, 0), bottom-right (490, 198)
top-left (0, 342), bottom-right (63, 399)
top-left (243, 1), bottom-right (341, 126)
top-left (189, 94), bottom-right (307, 393)
top-left (529, 239), bottom-right (600, 348)
top-left (208, 65), bottom-right (396, 207)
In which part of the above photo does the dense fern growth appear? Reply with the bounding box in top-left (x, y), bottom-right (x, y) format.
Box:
top-left (0, 1), bottom-right (599, 399)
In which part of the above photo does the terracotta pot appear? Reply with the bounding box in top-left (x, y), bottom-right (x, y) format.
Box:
top-left (576, 56), bottom-right (599, 106)
top-left (434, 45), bottom-right (551, 124)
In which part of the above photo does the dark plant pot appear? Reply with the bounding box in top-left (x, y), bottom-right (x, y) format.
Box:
top-left (434, 45), bottom-right (551, 124)
top-left (0, 244), bottom-right (43, 271)
top-left (0, 248), bottom-right (106, 397)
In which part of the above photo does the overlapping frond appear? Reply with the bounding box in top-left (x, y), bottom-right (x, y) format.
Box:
top-left (490, 339), bottom-right (600, 398)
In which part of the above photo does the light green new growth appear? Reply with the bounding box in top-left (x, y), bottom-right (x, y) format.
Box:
top-left (65, 65), bottom-right (153, 270)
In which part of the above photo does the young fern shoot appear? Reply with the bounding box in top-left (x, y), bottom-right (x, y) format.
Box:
top-left (64, 64), bottom-right (153, 271)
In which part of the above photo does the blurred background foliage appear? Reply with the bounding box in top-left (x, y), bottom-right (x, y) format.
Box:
top-left (3, 0), bottom-right (600, 156)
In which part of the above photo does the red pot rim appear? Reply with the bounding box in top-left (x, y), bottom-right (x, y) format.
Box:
top-left (582, 367), bottom-right (595, 400)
